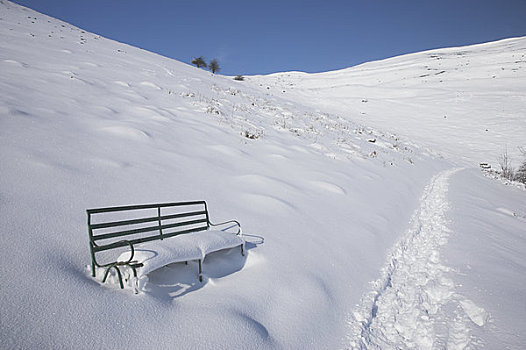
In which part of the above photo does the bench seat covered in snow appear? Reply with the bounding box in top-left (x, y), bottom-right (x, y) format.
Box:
top-left (87, 201), bottom-right (244, 291)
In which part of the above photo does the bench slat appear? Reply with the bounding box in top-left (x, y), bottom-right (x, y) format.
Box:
top-left (92, 218), bottom-right (208, 241)
top-left (90, 210), bottom-right (207, 230)
top-left (87, 201), bottom-right (206, 214)
top-left (93, 226), bottom-right (208, 252)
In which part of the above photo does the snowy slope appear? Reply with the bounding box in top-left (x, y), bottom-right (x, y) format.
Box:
top-left (251, 38), bottom-right (526, 168)
top-left (1, 2), bottom-right (525, 349)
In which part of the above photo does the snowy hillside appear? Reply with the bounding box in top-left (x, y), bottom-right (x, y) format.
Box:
top-left (1, 1), bottom-right (525, 349)
top-left (252, 38), bottom-right (526, 168)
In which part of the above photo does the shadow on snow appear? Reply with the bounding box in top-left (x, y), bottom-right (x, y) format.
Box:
top-left (141, 233), bottom-right (263, 301)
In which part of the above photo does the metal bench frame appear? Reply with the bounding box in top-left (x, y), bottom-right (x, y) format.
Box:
top-left (87, 201), bottom-right (243, 290)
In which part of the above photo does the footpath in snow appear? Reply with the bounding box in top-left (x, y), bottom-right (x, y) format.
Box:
top-left (348, 169), bottom-right (488, 349)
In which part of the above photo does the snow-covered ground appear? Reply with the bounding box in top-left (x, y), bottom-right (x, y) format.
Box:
top-left (252, 37), bottom-right (526, 169)
top-left (1, 1), bottom-right (525, 349)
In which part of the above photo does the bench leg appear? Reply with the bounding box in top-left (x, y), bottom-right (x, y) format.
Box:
top-left (102, 265), bottom-right (124, 289)
top-left (198, 259), bottom-right (203, 282)
top-left (131, 266), bottom-right (139, 294)
top-left (241, 243), bottom-right (245, 256)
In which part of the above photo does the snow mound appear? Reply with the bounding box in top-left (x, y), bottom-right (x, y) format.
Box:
top-left (1, 1), bottom-right (525, 349)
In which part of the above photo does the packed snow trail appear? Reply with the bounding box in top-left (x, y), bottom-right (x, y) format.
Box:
top-left (348, 168), bottom-right (488, 349)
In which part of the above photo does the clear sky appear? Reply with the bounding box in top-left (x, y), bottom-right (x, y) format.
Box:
top-left (10, 0), bottom-right (526, 75)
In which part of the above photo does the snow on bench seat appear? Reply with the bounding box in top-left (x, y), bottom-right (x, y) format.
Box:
top-left (117, 230), bottom-right (244, 278)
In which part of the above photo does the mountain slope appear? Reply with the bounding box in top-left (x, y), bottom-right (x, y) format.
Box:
top-left (250, 37), bottom-right (526, 168)
top-left (1, 2), bottom-right (525, 349)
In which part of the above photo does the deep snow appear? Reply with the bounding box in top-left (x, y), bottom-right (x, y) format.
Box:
top-left (252, 37), bottom-right (526, 169)
top-left (1, 1), bottom-right (525, 349)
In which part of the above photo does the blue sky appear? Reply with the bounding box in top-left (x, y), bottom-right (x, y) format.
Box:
top-left (11, 0), bottom-right (526, 75)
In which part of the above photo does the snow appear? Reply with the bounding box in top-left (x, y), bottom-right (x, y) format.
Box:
top-left (349, 169), bottom-right (464, 349)
top-left (1, 1), bottom-right (525, 349)
top-left (445, 168), bottom-right (526, 349)
top-left (115, 230), bottom-right (244, 278)
top-left (346, 168), bottom-right (517, 349)
top-left (253, 38), bottom-right (526, 169)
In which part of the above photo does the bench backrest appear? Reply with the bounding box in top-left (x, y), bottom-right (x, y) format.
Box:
top-left (87, 201), bottom-right (210, 259)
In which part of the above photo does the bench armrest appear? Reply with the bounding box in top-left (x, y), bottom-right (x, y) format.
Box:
top-left (209, 219), bottom-right (242, 235)
top-left (93, 240), bottom-right (136, 267)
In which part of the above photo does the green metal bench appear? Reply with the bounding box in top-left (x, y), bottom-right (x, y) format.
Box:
top-left (87, 201), bottom-right (244, 292)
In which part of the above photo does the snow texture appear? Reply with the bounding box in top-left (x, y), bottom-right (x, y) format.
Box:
top-left (1, 1), bottom-right (525, 349)
top-left (116, 230), bottom-right (244, 278)
top-left (349, 168), bottom-right (486, 349)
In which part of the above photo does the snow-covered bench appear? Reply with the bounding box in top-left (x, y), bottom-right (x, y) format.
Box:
top-left (87, 201), bottom-right (244, 292)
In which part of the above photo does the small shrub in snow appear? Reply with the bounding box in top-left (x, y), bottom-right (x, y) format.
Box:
top-left (498, 149), bottom-right (514, 181)
top-left (191, 56), bottom-right (207, 68)
top-left (209, 59), bottom-right (220, 74)
top-left (515, 160), bottom-right (526, 184)
top-left (206, 105), bottom-right (221, 115)
top-left (515, 147), bottom-right (526, 184)
top-left (243, 130), bottom-right (262, 140)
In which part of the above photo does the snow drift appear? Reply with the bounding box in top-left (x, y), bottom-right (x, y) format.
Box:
top-left (1, 1), bottom-right (525, 349)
